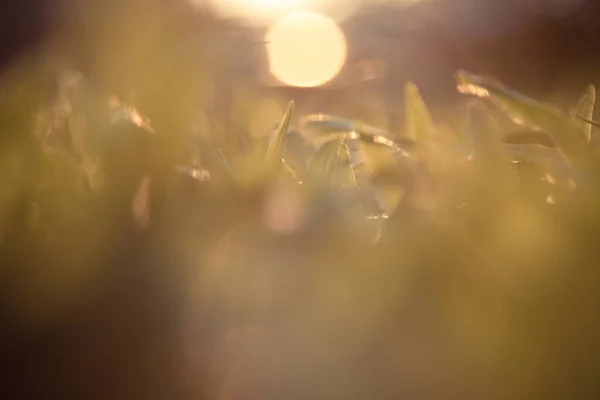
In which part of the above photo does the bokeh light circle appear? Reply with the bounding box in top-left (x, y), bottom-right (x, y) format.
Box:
top-left (265, 12), bottom-right (348, 87)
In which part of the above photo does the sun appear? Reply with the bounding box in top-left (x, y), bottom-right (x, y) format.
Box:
top-left (265, 12), bottom-right (348, 88)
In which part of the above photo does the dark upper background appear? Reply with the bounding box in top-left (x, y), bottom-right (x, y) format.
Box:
top-left (2, 0), bottom-right (600, 119)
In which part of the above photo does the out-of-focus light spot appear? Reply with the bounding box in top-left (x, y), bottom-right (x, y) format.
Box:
top-left (456, 83), bottom-right (490, 98)
top-left (108, 96), bottom-right (155, 132)
top-left (543, 173), bottom-right (556, 185)
top-left (175, 165), bottom-right (211, 182)
top-left (265, 12), bottom-right (347, 87)
top-left (347, 131), bottom-right (361, 140)
top-left (373, 135), bottom-right (396, 148)
top-left (546, 195), bottom-right (556, 204)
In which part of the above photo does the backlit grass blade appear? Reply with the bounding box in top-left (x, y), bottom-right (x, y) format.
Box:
top-left (265, 101), bottom-right (294, 165)
top-left (571, 84), bottom-right (596, 143)
top-left (504, 143), bottom-right (588, 188)
top-left (300, 114), bottom-right (415, 156)
top-left (219, 100), bottom-right (294, 187)
top-left (456, 70), bottom-right (560, 130)
top-left (467, 103), bottom-right (514, 178)
top-left (574, 115), bottom-right (600, 128)
top-left (404, 82), bottom-right (437, 148)
top-left (456, 70), bottom-right (591, 166)
top-left (308, 139), bottom-right (355, 188)
top-left (311, 141), bottom-right (386, 237)
top-left (434, 124), bottom-right (470, 162)
top-left (503, 143), bottom-right (570, 169)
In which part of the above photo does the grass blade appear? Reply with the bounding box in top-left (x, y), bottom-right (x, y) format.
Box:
top-left (308, 139), bottom-right (354, 186)
top-left (571, 84), bottom-right (596, 143)
top-left (456, 70), bottom-right (591, 166)
top-left (503, 143), bottom-right (570, 168)
top-left (265, 101), bottom-right (294, 165)
top-left (467, 103), bottom-right (514, 179)
top-left (300, 114), bottom-right (415, 155)
top-left (404, 82), bottom-right (436, 148)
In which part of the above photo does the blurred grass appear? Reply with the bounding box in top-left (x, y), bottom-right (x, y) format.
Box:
top-left (1, 36), bottom-right (600, 400)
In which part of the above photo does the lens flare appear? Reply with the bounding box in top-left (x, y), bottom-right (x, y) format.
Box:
top-left (265, 12), bottom-right (347, 88)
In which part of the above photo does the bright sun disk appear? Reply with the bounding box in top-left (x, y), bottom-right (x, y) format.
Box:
top-left (265, 11), bottom-right (347, 88)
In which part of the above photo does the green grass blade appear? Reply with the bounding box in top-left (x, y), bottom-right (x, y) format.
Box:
top-left (308, 139), bottom-right (355, 186)
top-left (435, 124), bottom-right (470, 161)
top-left (467, 103), bottom-right (514, 178)
top-left (300, 114), bottom-right (414, 156)
top-left (404, 82), bottom-right (436, 147)
top-left (572, 84), bottom-right (596, 142)
top-left (456, 70), bottom-right (559, 129)
top-left (503, 143), bottom-right (570, 168)
top-left (265, 101), bottom-right (294, 165)
top-left (456, 70), bottom-right (590, 166)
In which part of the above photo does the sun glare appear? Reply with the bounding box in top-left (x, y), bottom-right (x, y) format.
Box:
top-left (196, 0), bottom-right (364, 26)
top-left (265, 12), bottom-right (347, 88)
top-left (200, 0), bottom-right (308, 23)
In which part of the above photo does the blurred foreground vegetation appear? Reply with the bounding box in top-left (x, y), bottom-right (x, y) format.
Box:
top-left (0, 46), bottom-right (600, 400)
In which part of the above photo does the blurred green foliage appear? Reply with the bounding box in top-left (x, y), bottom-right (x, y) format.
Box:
top-left (1, 51), bottom-right (600, 399)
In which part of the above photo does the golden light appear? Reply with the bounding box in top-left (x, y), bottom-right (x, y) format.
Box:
top-left (265, 12), bottom-right (347, 88)
top-left (200, 0), bottom-right (310, 24)
top-left (197, 0), bottom-right (362, 25)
